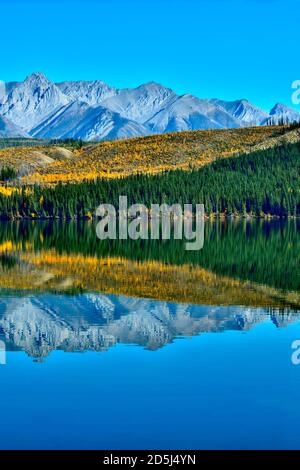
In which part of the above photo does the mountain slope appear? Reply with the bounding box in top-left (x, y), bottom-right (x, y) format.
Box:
top-left (31, 101), bottom-right (150, 141)
top-left (212, 99), bottom-right (269, 126)
top-left (146, 94), bottom-right (241, 133)
top-left (20, 125), bottom-right (296, 184)
top-left (0, 81), bottom-right (6, 104)
top-left (101, 82), bottom-right (177, 123)
top-left (0, 116), bottom-right (29, 138)
top-left (57, 80), bottom-right (117, 106)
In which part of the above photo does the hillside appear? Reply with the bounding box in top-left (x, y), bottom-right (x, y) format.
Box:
top-left (0, 138), bottom-right (299, 218)
top-left (0, 144), bottom-right (79, 178)
top-left (10, 125), bottom-right (299, 184)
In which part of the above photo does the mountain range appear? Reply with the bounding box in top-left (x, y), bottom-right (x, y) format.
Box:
top-left (0, 72), bottom-right (299, 142)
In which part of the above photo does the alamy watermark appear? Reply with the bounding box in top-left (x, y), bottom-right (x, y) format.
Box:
top-left (291, 340), bottom-right (300, 366)
top-left (96, 197), bottom-right (205, 251)
top-left (291, 80), bottom-right (300, 105)
top-left (0, 340), bottom-right (6, 365)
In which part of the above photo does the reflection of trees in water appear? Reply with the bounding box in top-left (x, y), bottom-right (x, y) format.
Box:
top-left (0, 219), bottom-right (298, 291)
top-left (0, 254), bottom-right (17, 270)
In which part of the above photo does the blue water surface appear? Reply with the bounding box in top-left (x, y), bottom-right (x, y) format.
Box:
top-left (0, 300), bottom-right (299, 450)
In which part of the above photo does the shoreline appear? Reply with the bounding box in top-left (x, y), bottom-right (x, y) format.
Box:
top-left (0, 214), bottom-right (298, 221)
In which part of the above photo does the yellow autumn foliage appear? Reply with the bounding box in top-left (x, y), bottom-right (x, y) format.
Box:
top-left (22, 126), bottom-right (291, 185)
top-left (0, 248), bottom-right (293, 308)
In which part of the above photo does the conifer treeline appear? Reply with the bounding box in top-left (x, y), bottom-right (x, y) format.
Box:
top-left (0, 142), bottom-right (299, 218)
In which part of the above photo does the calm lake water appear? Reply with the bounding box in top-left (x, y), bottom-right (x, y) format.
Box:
top-left (0, 220), bottom-right (299, 449)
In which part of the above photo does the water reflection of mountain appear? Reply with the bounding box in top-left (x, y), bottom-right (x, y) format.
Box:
top-left (0, 294), bottom-right (299, 359)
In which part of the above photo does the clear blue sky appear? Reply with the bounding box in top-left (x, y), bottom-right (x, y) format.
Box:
top-left (1, 0), bottom-right (299, 112)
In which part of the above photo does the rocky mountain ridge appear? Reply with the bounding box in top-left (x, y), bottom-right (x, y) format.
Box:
top-left (0, 73), bottom-right (299, 141)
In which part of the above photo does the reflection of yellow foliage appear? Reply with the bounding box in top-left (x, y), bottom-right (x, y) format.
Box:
top-left (9, 249), bottom-right (298, 309)
top-left (0, 240), bottom-right (33, 252)
top-left (0, 187), bottom-right (32, 197)
top-left (0, 241), bottom-right (13, 252)
top-left (0, 187), bottom-right (18, 197)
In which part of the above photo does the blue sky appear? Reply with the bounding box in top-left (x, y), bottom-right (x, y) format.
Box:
top-left (1, 0), bottom-right (299, 111)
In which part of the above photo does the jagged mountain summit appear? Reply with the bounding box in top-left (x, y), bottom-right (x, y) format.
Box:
top-left (57, 79), bottom-right (117, 107)
top-left (100, 82), bottom-right (177, 124)
top-left (0, 72), bottom-right (299, 141)
top-left (0, 72), bottom-right (70, 131)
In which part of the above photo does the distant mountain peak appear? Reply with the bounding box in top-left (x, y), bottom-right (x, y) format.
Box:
top-left (270, 102), bottom-right (294, 114)
top-left (210, 98), bottom-right (269, 126)
top-left (268, 102), bottom-right (300, 124)
top-left (25, 71), bottom-right (50, 84)
top-left (57, 79), bottom-right (116, 107)
top-left (139, 81), bottom-right (169, 89)
top-left (133, 81), bottom-right (175, 99)
top-left (181, 93), bottom-right (194, 99)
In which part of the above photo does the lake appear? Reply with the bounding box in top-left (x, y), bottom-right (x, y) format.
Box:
top-left (0, 219), bottom-right (299, 449)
